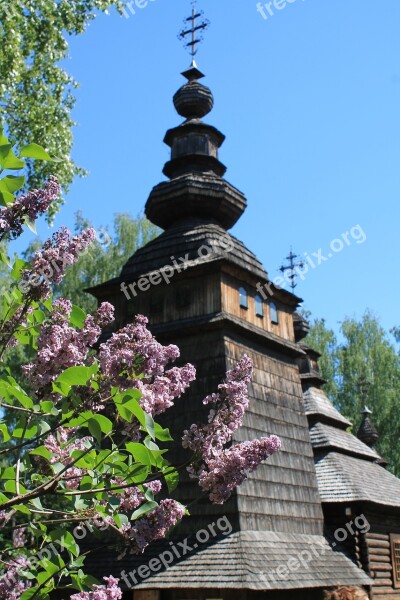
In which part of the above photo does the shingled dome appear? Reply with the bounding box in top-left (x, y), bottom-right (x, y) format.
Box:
top-left (173, 80), bottom-right (214, 119)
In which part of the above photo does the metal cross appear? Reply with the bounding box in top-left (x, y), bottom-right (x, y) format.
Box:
top-left (279, 248), bottom-right (305, 292)
top-left (178, 1), bottom-right (210, 58)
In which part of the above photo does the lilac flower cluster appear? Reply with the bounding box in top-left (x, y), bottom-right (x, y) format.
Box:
top-left (0, 556), bottom-right (32, 600)
top-left (70, 576), bottom-right (122, 600)
top-left (99, 315), bottom-right (196, 416)
top-left (111, 478), bottom-right (162, 512)
top-left (198, 436), bottom-right (282, 504)
top-left (12, 528), bottom-right (27, 549)
top-left (24, 299), bottom-right (114, 390)
top-left (22, 226), bottom-right (96, 300)
top-left (0, 176), bottom-right (60, 241)
top-left (44, 428), bottom-right (93, 489)
top-left (121, 499), bottom-right (185, 554)
top-left (183, 356), bottom-right (282, 503)
top-left (183, 356), bottom-right (254, 461)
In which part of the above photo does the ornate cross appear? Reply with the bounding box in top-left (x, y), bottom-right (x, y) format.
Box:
top-left (178, 1), bottom-right (210, 58)
top-left (279, 249), bottom-right (305, 292)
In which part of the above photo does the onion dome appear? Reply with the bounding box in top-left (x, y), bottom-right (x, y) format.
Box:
top-left (173, 64), bottom-right (214, 119)
top-left (357, 406), bottom-right (379, 448)
top-left (145, 61), bottom-right (247, 231)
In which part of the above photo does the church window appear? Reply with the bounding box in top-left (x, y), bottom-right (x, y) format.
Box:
top-left (391, 534), bottom-right (400, 587)
top-left (239, 287), bottom-right (248, 309)
top-left (255, 294), bottom-right (264, 318)
top-left (270, 302), bottom-right (279, 324)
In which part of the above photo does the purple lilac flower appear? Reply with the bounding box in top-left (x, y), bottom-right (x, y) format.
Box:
top-left (70, 576), bottom-right (122, 600)
top-left (99, 315), bottom-right (180, 386)
top-left (182, 355), bottom-right (253, 461)
top-left (12, 528), bottom-right (27, 548)
top-left (0, 176), bottom-right (60, 241)
top-left (21, 226), bottom-right (96, 300)
top-left (44, 428), bottom-right (93, 490)
top-left (99, 315), bottom-right (195, 415)
top-left (110, 478), bottom-right (162, 512)
top-left (0, 556), bottom-right (32, 599)
top-left (183, 355), bottom-right (282, 504)
top-left (23, 299), bottom-right (114, 390)
top-left (197, 436), bottom-right (282, 504)
top-left (122, 499), bottom-right (185, 554)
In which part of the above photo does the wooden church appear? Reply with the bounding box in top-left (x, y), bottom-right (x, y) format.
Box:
top-left (88, 22), bottom-right (400, 600)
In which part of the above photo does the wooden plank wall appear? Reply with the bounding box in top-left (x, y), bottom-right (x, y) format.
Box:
top-left (364, 508), bottom-right (400, 599)
top-left (225, 335), bottom-right (325, 535)
top-left (220, 273), bottom-right (295, 342)
top-left (323, 505), bottom-right (400, 599)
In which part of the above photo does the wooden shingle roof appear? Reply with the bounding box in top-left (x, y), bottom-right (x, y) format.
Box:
top-left (315, 452), bottom-right (400, 507)
top-left (309, 422), bottom-right (382, 461)
top-left (119, 218), bottom-right (268, 283)
top-left (303, 387), bottom-right (352, 429)
top-left (86, 531), bottom-right (371, 591)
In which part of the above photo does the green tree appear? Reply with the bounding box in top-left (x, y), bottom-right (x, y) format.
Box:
top-left (306, 311), bottom-right (400, 476)
top-left (302, 311), bottom-right (339, 404)
top-left (0, 0), bottom-right (124, 218)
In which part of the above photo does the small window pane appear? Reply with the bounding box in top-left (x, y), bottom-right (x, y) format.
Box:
top-left (270, 302), bottom-right (279, 324)
top-left (239, 287), bottom-right (248, 309)
top-left (392, 535), bottom-right (400, 588)
top-left (255, 294), bottom-right (263, 317)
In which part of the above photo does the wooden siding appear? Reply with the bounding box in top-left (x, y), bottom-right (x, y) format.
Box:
top-left (221, 273), bottom-right (295, 342)
top-left (122, 273), bottom-right (222, 327)
top-left (323, 505), bottom-right (400, 599)
top-left (224, 335), bottom-right (325, 535)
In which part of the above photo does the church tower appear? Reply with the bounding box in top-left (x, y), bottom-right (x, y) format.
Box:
top-left (88, 18), bottom-right (371, 598)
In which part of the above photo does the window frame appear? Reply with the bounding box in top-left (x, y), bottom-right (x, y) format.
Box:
top-left (254, 294), bottom-right (264, 318)
top-left (391, 534), bottom-right (400, 588)
top-left (239, 287), bottom-right (248, 310)
top-left (270, 301), bottom-right (279, 325)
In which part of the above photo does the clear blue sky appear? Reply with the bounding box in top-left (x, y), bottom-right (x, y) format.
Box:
top-left (24, 0), bottom-right (400, 335)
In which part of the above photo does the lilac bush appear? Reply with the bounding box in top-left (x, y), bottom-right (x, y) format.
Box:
top-left (0, 136), bottom-right (281, 598)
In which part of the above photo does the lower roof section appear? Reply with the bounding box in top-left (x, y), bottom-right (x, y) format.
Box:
top-left (315, 451), bottom-right (400, 508)
top-left (108, 531), bottom-right (371, 591)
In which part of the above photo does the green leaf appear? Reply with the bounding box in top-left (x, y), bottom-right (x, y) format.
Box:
top-left (154, 423), bottom-right (173, 442)
top-left (30, 446), bottom-right (52, 461)
top-left (49, 530), bottom-right (79, 557)
top-left (0, 189), bottom-right (15, 206)
top-left (23, 216), bottom-right (37, 234)
top-left (125, 442), bottom-right (152, 467)
top-left (0, 423), bottom-right (10, 442)
top-left (70, 305), bottom-right (86, 328)
top-left (164, 468), bottom-right (180, 493)
top-left (13, 422), bottom-right (38, 439)
top-left (0, 174), bottom-right (25, 194)
top-left (0, 144), bottom-right (26, 170)
top-left (53, 364), bottom-right (98, 395)
top-left (55, 365), bottom-right (97, 387)
top-left (131, 500), bottom-right (158, 521)
top-left (0, 251), bottom-right (11, 268)
top-left (20, 143), bottom-right (61, 162)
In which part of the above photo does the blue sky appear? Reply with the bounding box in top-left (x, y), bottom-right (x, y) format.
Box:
top-left (19, 0), bottom-right (400, 335)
